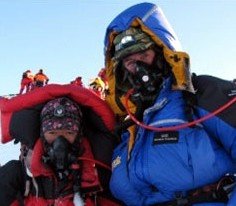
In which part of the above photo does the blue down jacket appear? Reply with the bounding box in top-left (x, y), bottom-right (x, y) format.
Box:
top-left (104, 2), bottom-right (236, 205)
top-left (110, 78), bottom-right (236, 206)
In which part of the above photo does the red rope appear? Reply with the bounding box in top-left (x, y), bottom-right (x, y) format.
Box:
top-left (78, 157), bottom-right (111, 171)
top-left (125, 89), bottom-right (236, 132)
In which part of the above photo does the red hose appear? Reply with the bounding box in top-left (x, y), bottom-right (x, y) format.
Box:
top-left (78, 157), bottom-right (111, 171)
top-left (124, 89), bottom-right (236, 132)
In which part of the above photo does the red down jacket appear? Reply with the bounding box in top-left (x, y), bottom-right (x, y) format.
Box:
top-left (0, 84), bottom-right (120, 206)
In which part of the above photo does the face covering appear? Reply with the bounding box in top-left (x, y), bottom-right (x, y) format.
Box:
top-left (42, 136), bottom-right (78, 180)
top-left (126, 61), bottom-right (163, 104)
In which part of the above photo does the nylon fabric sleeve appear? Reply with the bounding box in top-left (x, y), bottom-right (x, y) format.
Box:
top-left (227, 186), bottom-right (236, 206)
top-left (0, 160), bottom-right (25, 206)
top-left (109, 134), bottom-right (145, 206)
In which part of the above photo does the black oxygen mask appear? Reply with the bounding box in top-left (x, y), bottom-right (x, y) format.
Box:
top-left (42, 135), bottom-right (78, 180)
top-left (127, 61), bottom-right (163, 105)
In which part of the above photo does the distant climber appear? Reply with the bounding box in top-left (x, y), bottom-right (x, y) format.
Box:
top-left (19, 70), bottom-right (34, 94)
top-left (71, 76), bottom-right (83, 87)
top-left (34, 69), bottom-right (49, 88)
top-left (98, 68), bottom-right (109, 95)
top-left (89, 77), bottom-right (106, 99)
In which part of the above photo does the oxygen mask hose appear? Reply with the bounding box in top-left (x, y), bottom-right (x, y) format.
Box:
top-left (125, 89), bottom-right (236, 132)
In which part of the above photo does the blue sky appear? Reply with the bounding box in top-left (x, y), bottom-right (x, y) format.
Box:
top-left (0, 0), bottom-right (236, 164)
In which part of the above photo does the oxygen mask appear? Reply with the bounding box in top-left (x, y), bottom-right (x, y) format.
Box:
top-left (126, 61), bottom-right (163, 104)
top-left (42, 135), bottom-right (78, 180)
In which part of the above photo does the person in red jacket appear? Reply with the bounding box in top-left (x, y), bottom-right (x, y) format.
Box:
top-left (70, 76), bottom-right (83, 87)
top-left (19, 70), bottom-right (34, 94)
top-left (0, 93), bottom-right (121, 206)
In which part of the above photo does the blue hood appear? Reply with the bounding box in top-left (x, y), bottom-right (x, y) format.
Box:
top-left (104, 2), bottom-right (182, 57)
top-left (103, 2), bottom-right (193, 118)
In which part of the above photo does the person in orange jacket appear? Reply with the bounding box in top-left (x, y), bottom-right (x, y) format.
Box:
top-left (34, 69), bottom-right (49, 88)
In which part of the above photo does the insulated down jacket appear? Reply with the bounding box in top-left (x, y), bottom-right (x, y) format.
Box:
top-left (110, 77), bottom-right (236, 206)
top-left (0, 84), bottom-right (120, 206)
top-left (103, 2), bottom-right (236, 206)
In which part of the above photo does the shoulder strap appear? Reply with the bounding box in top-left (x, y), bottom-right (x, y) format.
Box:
top-left (192, 74), bottom-right (236, 127)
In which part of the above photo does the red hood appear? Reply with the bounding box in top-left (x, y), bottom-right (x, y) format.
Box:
top-left (0, 84), bottom-right (115, 143)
